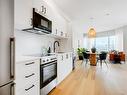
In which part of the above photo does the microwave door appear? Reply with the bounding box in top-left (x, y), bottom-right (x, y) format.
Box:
top-left (0, 82), bottom-right (15, 95)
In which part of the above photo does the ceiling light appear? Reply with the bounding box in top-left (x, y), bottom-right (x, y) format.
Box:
top-left (88, 28), bottom-right (96, 38)
top-left (88, 17), bottom-right (96, 38)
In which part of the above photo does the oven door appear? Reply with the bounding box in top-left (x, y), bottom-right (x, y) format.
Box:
top-left (40, 61), bottom-right (57, 88)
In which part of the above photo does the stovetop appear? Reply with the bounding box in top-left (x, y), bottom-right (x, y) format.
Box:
top-left (27, 54), bottom-right (57, 64)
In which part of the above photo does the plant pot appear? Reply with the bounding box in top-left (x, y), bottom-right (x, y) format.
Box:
top-left (91, 47), bottom-right (96, 53)
top-left (79, 56), bottom-right (83, 60)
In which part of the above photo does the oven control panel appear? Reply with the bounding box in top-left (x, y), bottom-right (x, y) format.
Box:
top-left (41, 56), bottom-right (57, 64)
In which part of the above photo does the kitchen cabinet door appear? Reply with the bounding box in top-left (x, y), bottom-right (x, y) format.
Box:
top-left (50, 7), bottom-right (64, 37)
top-left (52, 19), bottom-right (59, 36)
top-left (57, 54), bottom-right (68, 85)
top-left (65, 53), bottom-right (73, 77)
top-left (15, 0), bottom-right (33, 30)
top-left (33, 0), bottom-right (53, 20)
top-left (57, 53), bottom-right (73, 85)
top-left (64, 53), bottom-right (69, 77)
top-left (68, 53), bottom-right (73, 73)
top-left (33, 0), bottom-right (47, 18)
top-left (57, 54), bottom-right (64, 85)
top-left (59, 17), bottom-right (67, 37)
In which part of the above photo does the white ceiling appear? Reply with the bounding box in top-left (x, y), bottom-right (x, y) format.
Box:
top-left (53, 0), bottom-right (127, 32)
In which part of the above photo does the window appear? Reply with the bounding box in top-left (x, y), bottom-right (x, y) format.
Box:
top-left (95, 35), bottom-right (116, 52)
top-left (95, 36), bottom-right (108, 51)
top-left (84, 35), bottom-right (116, 52)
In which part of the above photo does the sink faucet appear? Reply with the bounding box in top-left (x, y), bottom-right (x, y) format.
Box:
top-left (53, 41), bottom-right (60, 52)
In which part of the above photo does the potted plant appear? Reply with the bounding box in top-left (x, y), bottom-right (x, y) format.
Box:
top-left (91, 47), bottom-right (96, 53)
top-left (77, 48), bottom-right (87, 60)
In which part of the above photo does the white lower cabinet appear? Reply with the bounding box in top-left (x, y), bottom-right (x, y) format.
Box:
top-left (15, 59), bottom-right (40, 95)
top-left (57, 54), bottom-right (64, 85)
top-left (57, 52), bottom-right (73, 85)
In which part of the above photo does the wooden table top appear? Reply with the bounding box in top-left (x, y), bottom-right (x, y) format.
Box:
top-left (86, 52), bottom-right (101, 55)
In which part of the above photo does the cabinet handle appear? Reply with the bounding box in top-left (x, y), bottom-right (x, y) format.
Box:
top-left (62, 55), bottom-right (63, 60)
top-left (44, 7), bottom-right (46, 14)
top-left (10, 38), bottom-right (15, 79)
top-left (66, 54), bottom-right (68, 59)
top-left (25, 62), bottom-right (35, 65)
top-left (25, 85), bottom-right (35, 91)
top-left (25, 73), bottom-right (35, 78)
top-left (56, 29), bottom-right (57, 34)
top-left (61, 32), bottom-right (63, 36)
top-left (10, 83), bottom-right (15, 95)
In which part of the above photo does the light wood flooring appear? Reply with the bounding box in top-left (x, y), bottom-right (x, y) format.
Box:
top-left (49, 61), bottom-right (127, 95)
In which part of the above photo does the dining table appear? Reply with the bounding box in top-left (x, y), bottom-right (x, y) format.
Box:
top-left (86, 52), bottom-right (100, 66)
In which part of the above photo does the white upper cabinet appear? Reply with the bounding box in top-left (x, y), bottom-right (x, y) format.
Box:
top-left (51, 10), bottom-right (68, 38)
top-left (15, 0), bottom-right (68, 38)
top-left (33, 0), bottom-right (53, 21)
top-left (15, 0), bottom-right (33, 29)
top-left (33, 0), bottom-right (68, 38)
top-left (33, 0), bottom-right (48, 18)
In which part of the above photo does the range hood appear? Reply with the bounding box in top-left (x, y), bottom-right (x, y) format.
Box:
top-left (22, 8), bottom-right (52, 35)
top-left (22, 27), bottom-right (51, 35)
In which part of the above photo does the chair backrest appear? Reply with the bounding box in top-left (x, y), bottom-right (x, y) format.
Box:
top-left (82, 52), bottom-right (90, 59)
top-left (99, 53), bottom-right (107, 60)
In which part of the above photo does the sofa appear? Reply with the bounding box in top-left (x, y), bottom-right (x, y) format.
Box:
top-left (109, 51), bottom-right (125, 63)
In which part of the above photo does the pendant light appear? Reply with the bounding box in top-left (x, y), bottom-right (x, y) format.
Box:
top-left (88, 17), bottom-right (96, 38)
top-left (88, 28), bottom-right (96, 38)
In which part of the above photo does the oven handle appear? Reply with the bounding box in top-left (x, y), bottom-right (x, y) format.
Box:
top-left (41, 62), bottom-right (57, 68)
top-left (43, 60), bottom-right (57, 64)
top-left (41, 60), bottom-right (57, 65)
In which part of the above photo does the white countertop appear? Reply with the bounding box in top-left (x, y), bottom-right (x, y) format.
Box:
top-left (16, 56), bottom-right (40, 64)
top-left (50, 51), bottom-right (73, 55)
top-left (16, 52), bottom-right (73, 63)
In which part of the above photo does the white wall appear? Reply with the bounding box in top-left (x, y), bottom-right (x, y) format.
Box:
top-left (123, 26), bottom-right (127, 59)
top-left (115, 28), bottom-right (123, 51)
top-left (15, 30), bottom-right (56, 56)
top-left (72, 24), bottom-right (84, 52)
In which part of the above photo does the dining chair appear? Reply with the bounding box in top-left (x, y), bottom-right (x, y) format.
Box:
top-left (82, 52), bottom-right (90, 64)
top-left (96, 52), bottom-right (108, 67)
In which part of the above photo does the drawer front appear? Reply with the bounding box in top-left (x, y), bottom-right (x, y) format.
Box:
top-left (16, 60), bottom-right (39, 72)
top-left (16, 59), bottom-right (40, 90)
top-left (16, 81), bottom-right (39, 95)
top-left (16, 65), bottom-right (39, 81)
top-left (16, 60), bottom-right (39, 79)
top-left (16, 71), bottom-right (39, 90)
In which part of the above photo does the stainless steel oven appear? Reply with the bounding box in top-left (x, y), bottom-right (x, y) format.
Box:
top-left (40, 60), bottom-right (57, 89)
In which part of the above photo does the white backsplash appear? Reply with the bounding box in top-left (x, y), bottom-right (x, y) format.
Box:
top-left (15, 30), bottom-right (56, 56)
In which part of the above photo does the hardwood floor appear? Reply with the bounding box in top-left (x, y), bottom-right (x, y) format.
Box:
top-left (49, 61), bottom-right (127, 95)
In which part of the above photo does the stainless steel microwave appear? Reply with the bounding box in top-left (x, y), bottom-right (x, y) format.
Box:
top-left (23, 8), bottom-right (52, 35)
